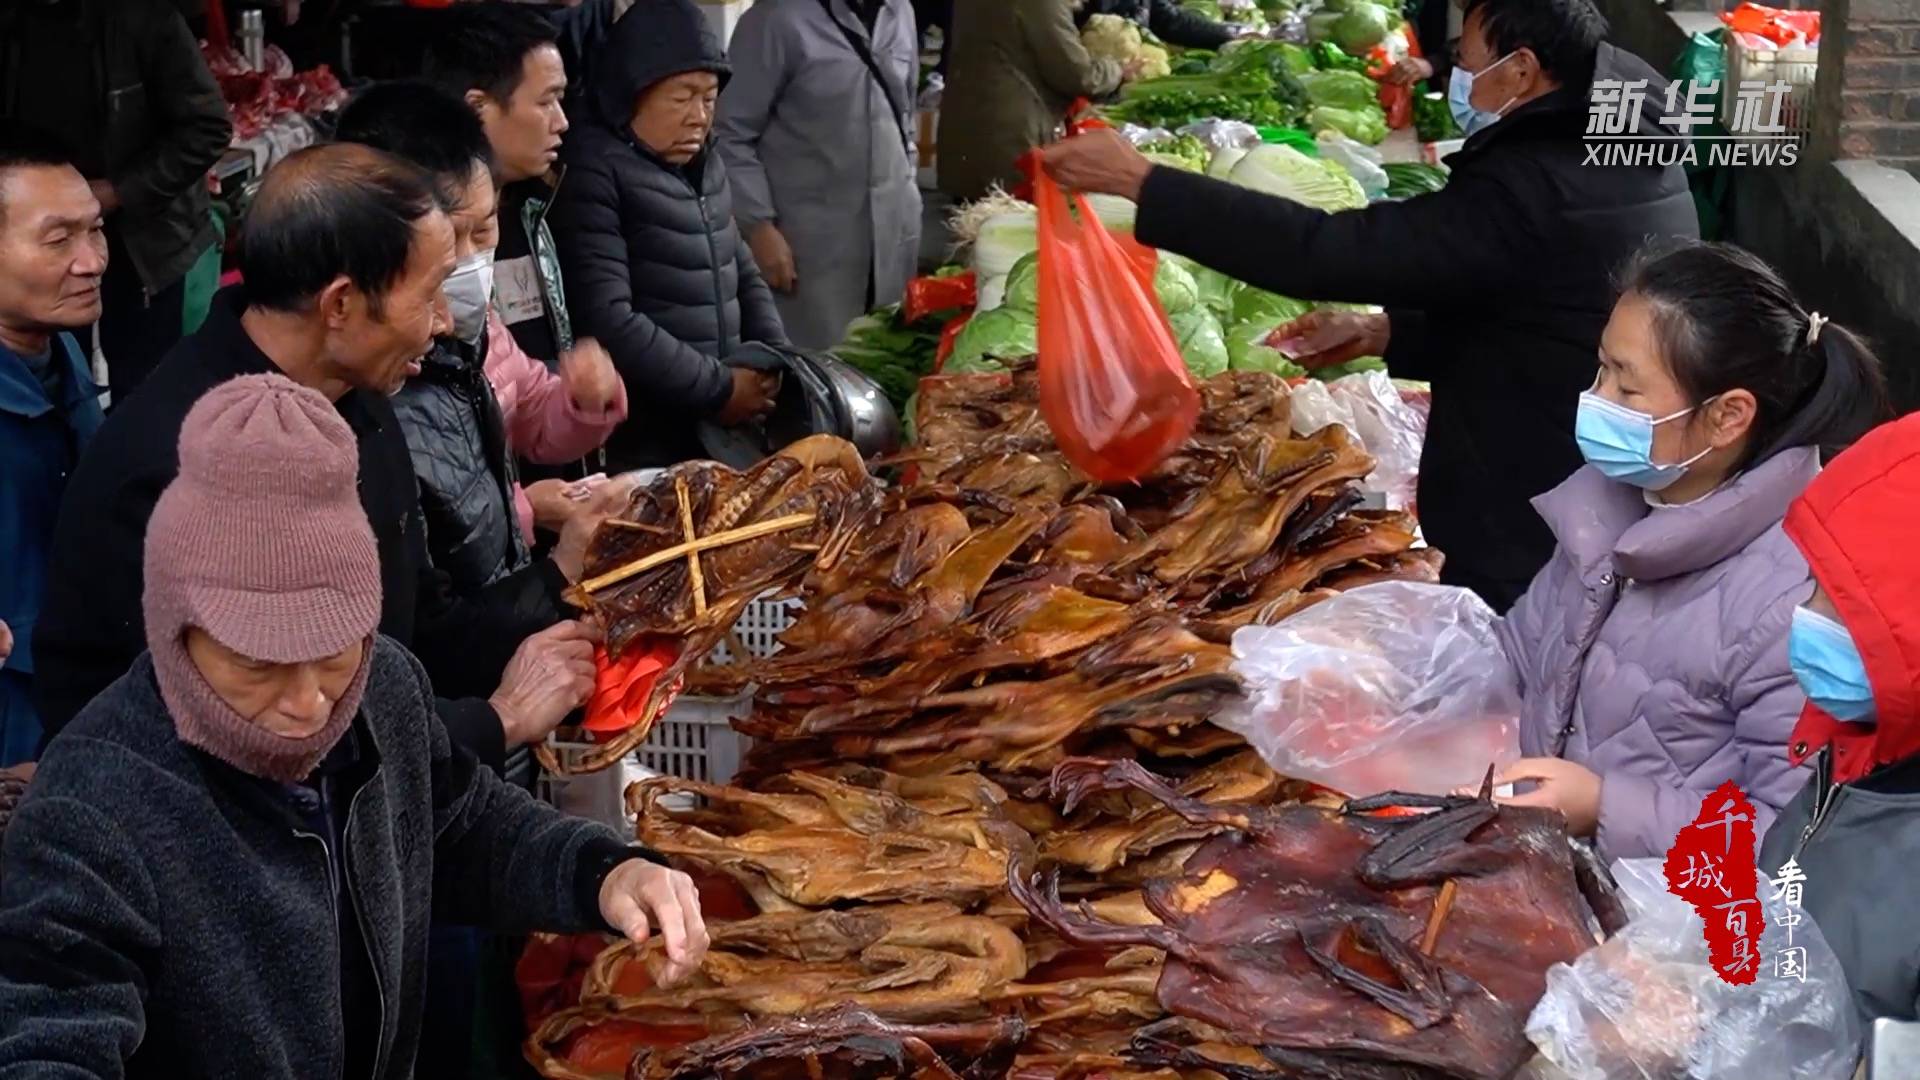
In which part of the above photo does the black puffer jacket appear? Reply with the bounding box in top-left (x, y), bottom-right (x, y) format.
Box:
top-left (548, 0), bottom-right (788, 471)
top-left (389, 336), bottom-right (532, 596)
top-left (1133, 43), bottom-right (1699, 610)
top-left (1075, 0), bottom-right (1232, 50)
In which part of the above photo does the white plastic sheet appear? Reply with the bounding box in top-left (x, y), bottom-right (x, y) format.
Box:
top-left (1318, 131), bottom-right (1390, 199)
top-left (1525, 859), bottom-right (1860, 1080)
top-left (1216, 581), bottom-right (1521, 797)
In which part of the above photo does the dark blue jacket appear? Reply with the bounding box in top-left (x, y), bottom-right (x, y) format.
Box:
top-left (0, 332), bottom-right (103, 679)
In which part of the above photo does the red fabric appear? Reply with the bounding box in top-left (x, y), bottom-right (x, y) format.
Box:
top-left (904, 272), bottom-right (978, 325)
top-left (583, 640), bottom-right (681, 735)
top-left (1782, 413), bottom-right (1920, 783)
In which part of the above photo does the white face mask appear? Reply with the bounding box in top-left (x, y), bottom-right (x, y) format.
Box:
top-left (444, 248), bottom-right (496, 345)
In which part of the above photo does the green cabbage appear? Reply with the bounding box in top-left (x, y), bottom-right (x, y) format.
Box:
top-left (1002, 252), bottom-right (1039, 313)
top-left (1170, 308), bottom-right (1230, 378)
top-left (1298, 69), bottom-right (1378, 110)
top-left (1332, 4), bottom-right (1392, 54)
top-left (1308, 104), bottom-right (1389, 145)
top-left (1225, 144), bottom-right (1367, 211)
top-left (1226, 319), bottom-right (1305, 376)
top-left (946, 308), bottom-right (1037, 373)
top-left (1189, 264), bottom-right (1243, 321)
top-left (1154, 256), bottom-right (1200, 315)
top-left (970, 211), bottom-right (1036, 310)
top-left (1233, 287), bottom-right (1315, 328)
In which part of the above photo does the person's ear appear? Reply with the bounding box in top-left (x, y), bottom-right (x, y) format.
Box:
top-left (1513, 48), bottom-right (1544, 90)
top-left (317, 275), bottom-right (357, 331)
top-left (1707, 388), bottom-right (1759, 449)
top-left (464, 88), bottom-right (496, 122)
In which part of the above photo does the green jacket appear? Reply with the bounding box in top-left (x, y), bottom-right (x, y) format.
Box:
top-left (0, 0), bottom-right (232, 293)
top-left (938, 0), bottom-right (1121, 201)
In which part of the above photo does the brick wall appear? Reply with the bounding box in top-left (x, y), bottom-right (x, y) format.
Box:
top-left (1822, 0), bottom-right (1920, 164)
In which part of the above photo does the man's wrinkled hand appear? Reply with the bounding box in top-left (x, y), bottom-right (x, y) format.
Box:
top-left (1039, 128), bottom-right (1154, 203)
top-left (1269, 310), bottom-right (1390, 371)
top-left (489, 620), bottom-right (599, 747)
top-left (559, 337), bottom-right (622, 413)
top-left (1384, 56), bottom-right (1435, 87)
top-left (599, 860), bottom-right (710, 987)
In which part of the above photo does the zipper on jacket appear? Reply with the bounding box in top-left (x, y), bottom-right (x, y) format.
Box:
top-left (340, 771), bottom-right (389, 1080)
top-left (696, 193), bottom-right (727, 351)
top-left (1789, 749), bottom-right (1841, 863)
top-left (1553, 570), bottom-right (1628, 757)
top-left (293, 827), bottom-right (348, 1080)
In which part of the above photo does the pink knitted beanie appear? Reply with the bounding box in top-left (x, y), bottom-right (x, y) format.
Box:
top-left (143, 374), bottom-right (383, 782)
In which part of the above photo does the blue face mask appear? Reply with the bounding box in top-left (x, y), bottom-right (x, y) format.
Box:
top-left (1789, 607), bottom-right (1876, 723)
top-left (1574, 391), bottom-right (1712, 492)
top-left (1448, 52), bottom-right (1516, 136)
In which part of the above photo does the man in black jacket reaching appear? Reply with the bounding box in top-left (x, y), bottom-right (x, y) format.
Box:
top-left (32, 144), bottom-right (599, 769)
top-left (1041, 0), bottom-right (1699, 610)
top-left (1076, 0), bottom-right (1238, 50)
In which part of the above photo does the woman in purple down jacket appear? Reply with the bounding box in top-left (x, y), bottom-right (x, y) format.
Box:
top-left (1485, 241), bottom-right (1890, 861)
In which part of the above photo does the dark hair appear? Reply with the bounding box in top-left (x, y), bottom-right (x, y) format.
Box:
top-left (1622, 239), bottom-right (1893, 471)
top-left (239, 144), bottom-right (441, 319)
top-left (0, 124), bottom-right (78, 228)
top-left (423, 3), bottom-right (560, 105)
top-left (1460, 0), bottom-right (1607, 84)
top-left (333, 81), bottom-right (496, 203)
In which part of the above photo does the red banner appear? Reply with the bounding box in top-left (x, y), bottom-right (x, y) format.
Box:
top-left (1663, 781), bottom-right (1767, 985)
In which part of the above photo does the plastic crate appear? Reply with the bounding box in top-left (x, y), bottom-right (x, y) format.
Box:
top-left (1721, 33), bottom-right (1817, 145)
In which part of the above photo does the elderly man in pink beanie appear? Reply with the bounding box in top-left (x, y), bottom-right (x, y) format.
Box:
top-left (0, 374), bottom-right (707, 1080)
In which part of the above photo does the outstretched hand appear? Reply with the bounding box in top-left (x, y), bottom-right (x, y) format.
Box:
top-left (1039, 128), bottom-right (1154, 202)
top-left (599, 859), bottom-right (710, 987)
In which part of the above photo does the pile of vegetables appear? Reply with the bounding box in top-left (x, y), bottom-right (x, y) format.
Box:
top-left (1139, 133), bottom-right (1211, 172)
top-left (1306, 0), bottom-right (1396, 55)
top-left (835, 305), bottom-right (946, 411)
top-left (1081, 14), bottom-right (1172, 81)
top-left (1106, 39), bottom-right (1310, 130)
top-left (1297, 67), bottom-right (1389, 145)
top-left (1221, 143), bottom-right (1367, 211)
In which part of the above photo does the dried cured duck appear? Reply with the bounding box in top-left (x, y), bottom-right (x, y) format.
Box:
top-left (1011, 760), bottom-right (1619, 1079)
top-left (627, 1005), bottom-right (1028, 1080)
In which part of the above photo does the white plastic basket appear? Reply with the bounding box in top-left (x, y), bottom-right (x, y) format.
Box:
top-left (1721, 32), bottom-right (1817, 145)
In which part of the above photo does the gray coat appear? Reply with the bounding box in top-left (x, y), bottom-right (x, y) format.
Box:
top-left (1496, 450), bottom-right (1819, 861)
top-left (0, 639), bottom-right (639, 1079)
top-left (716, 0), bottom-right (923, 350)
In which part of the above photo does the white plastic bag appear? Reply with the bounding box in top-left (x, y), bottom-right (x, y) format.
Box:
top-left (1289, 371), bottom-right (1428, 511)
top-left (1317, 131), bottom-right (1390, 199)
top-left (1525, 859), bottom-right (1860, 1080)
top-left (1215, 582), bottom-right (1521, 797)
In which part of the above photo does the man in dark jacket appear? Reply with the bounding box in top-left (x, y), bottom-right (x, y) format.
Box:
top-left (0, 373), bottom-right (706, 1079)
top-left (427, 3), bottom-right (577, 371)
top-left (1040, 0), bottom-right (1698, 610)
top-left (549, 0), bottom-right (785, 470)
top-left (0, 0), bottom-right (232, 403)
top-left (0, 132), bottom-right (108, 766)
top-left (32, 144), bottom-right (598, 769)
top-left (1077, 0), bottom-right (1236, 50)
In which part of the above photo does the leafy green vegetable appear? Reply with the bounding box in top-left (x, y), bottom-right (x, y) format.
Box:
top-left (1208, 144), bottom-right (1251, 178)
top-left (1002, 252), bottom-right (1039, 313)
top-left (945, 308), bottom-right (1037, 373)
top-left (1154, 257), bottom-right (1200, 315)
top-left (1226, 319), bottom-right (1305, 376)
top-left (1307, 104), bottom-right (1389, 145)
top-left (1139, 133), bottom-right (1211, 173)
top-left (1382, 162), bottom-right (1449, 198)
top-left (1413, 89), bottom-right (1462, 141)
top-left (1170, 308), bottom-right (1230, 377)
top-left (1297, 69), bottom-right (1378, 110)
top-left (1190, 264), bottom-right (1244, 321)
top-left (835, 303), bottom-right (942, 411)
top-left (1173, 50), bottom-right (1216, 75)
top-left (1330, 4), bottom-right (1393, 54)
top-left (1233, 287), bottom-right (1314, 327)
top-left (1225, 144), bottom-right (1368, 210)
top-left (1309, 40), bottom-right (1370, 73)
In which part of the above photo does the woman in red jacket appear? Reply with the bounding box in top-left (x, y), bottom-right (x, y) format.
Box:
top-left (1761, 409), bottom-right (1920, 1028)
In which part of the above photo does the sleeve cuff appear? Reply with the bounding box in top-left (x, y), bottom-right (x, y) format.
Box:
top-left (573, 840), bottom-right (672, 934)
top-left (438, 697), bottom-right (509, 772)
top-left (1595, 770), bottom-right (1661, 862)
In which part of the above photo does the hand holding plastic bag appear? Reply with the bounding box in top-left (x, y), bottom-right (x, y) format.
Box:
top-left (1215, 581), bottom-right (1521, 797)
top-left (1524, 859), bottom-right (1859, 1080)
top-left (1030, 160), bottom-right (1198, 482)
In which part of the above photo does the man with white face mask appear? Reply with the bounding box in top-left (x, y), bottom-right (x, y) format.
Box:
top-left (1040, 0), bottom-right (1699, 611)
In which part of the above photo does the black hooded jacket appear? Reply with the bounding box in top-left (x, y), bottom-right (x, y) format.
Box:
top-left (547, 0), bottom-right (789, 471)
top-left (1133, 43), bottom-right (1699, 609)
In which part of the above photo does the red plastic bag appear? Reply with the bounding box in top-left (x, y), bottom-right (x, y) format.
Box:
top-left (1368, 32), bottom-right (1415, 130)
top-left (1721, 2), bottom-right (1820, 45)
top-left (1028, 161), bottom-right (1198, 483)
top-left (932, 312), bottom-right (971, 372)
top-left (902, 271), bottom-right (977, 324)
top-left (582, 640), bottom-right (682, 739)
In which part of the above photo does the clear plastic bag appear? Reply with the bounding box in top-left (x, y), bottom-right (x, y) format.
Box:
top-left (1524, 859), bottom-right (1860, 1080)
top-left (1215, 581), bottom-right (1521, 797)
top-left (1317, 131), bottom-right (1390, 198)
top-left (1117, 123), bottom-right (1176, 147)
top-left (1289, 371), bottom-right (1427, 512)
top-left (1179, 118), bottom-right (1262, 156)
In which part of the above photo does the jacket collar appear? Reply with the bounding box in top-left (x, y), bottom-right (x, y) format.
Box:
top-left (198, 285), bottom-right (388, 438)
top-left (0, 330), bottom-right (101, 420)
top-left (1535, 446), bottom-right (1820, 584)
